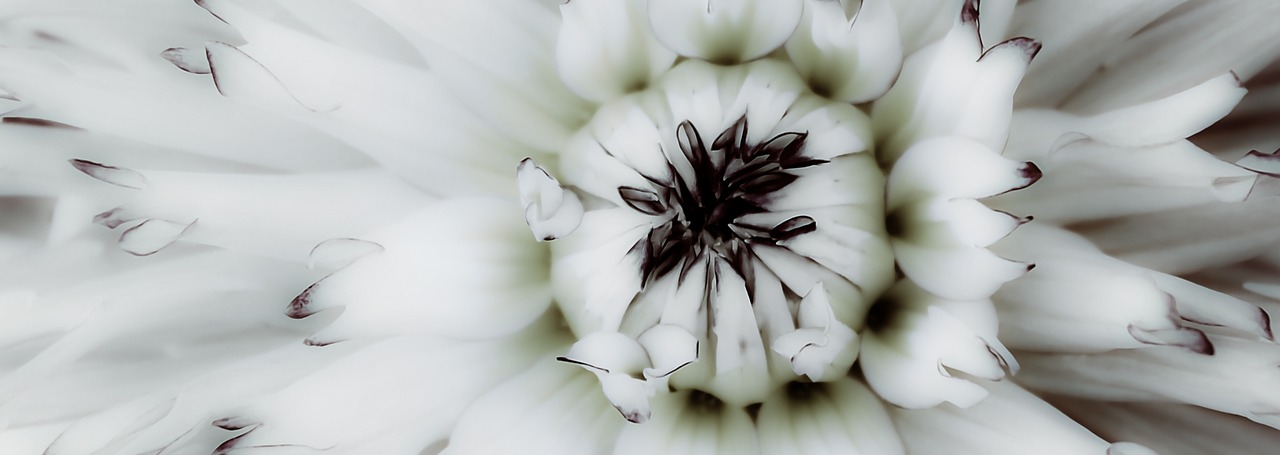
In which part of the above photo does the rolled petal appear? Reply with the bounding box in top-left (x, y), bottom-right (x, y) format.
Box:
top-left (556, 0), bottom-right (676, 102)
top-left (770, 283), bottom-right (860, 382)
top-left (757, 379), bottom-right (905, 455)
top-left (648, 0), bottom-right (804, 64)
top-left (993, 224), bottom-right (1213, 354)
top-left (517, 158), bottom-right (584, 241)
top-left (785, 0), bottom-right (903, 103)
top-left (860, 281), bottom-right (1014, 409)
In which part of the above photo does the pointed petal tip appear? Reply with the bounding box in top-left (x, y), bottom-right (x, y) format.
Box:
top-left (303, 337), bottom-right (339, 347)
top-left (212, 417), bottom-right (257, 431)
top-left (1019, 162), bottom-right (1043, 185)
top-left (285, 284), bottom-right (317, 319)
top-left (960, 0), bottom-right (979, 24)
top-left (69, 159), bottom-right (148, 189)
top-left (1260, 307), bottom-right (1274, 341)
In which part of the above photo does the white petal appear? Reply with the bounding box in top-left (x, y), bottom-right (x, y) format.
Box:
top-left (442, 361), bottom-right (623, 455)
top-left (638, 324), bottom-right (700, 379)
top-left (890, 380), bottom-right (1111, 455)
top-left (778, 220), bottom-right (893, 297)
top-left (884, 0), bottom-right (963, 54)
top-left (785, 0), bottom-right (903, 103)
top-left (993, 224), bottom-right (1212, 354)
top-left (648, 0), bottom-right (803, 63)
top-left (1008, 0), bottom-right (1186, 107)
top-left (206, 41), bottom-right (324, 113)
top-left (556, 0), bottom-right (676, 102)
top-left (1009, 72), bottom-right (1246, 158)
top-left (873, 7), bottom-right (1039, 164)
top-left (287, 198), bottom-right (552, 342)
top-left (612, 391), bottom-right (758, 455)
top-left (211, 329), bottom-right (560, 454)
top-left (893, 238), bottom-right (1029, 302)
top-left (1017, 335), bottom-right (1280, 428)
top-left (1073, 199), bottom-right (1280, 275)
top-left (770, 283), bottom-right (860, 381)
top-left (1050, 399), bottom-right (1280, 455)
top-left (757, 379), bottom-right (905, 455)
top-left (78, 167), bottom-right (430, 261)
top-left (705, 258), bottom-right (771, 405)
top-left (1154, 274), bottom-right (1274, 340)
top-left (1062, 1), bottom-right (1280, 114)
top-left (352, 0), bottom-right (592, 150)
top-left (517, 158), bottom-right (584, 241)
top-left (887, 136), bottom-right (1040, 205)
top-left (990, 138), bottom-right (1256, 223)
top-left (860, 281), bottom-right (1011, 409)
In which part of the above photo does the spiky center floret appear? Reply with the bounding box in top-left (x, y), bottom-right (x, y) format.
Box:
top-left (624, 116), bottom-right (825, 289)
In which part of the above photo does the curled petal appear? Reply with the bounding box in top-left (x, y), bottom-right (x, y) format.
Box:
top-left (860, 281), bottom-right (1015, 409)
top-left (517, 158), bottom-right (585, 241)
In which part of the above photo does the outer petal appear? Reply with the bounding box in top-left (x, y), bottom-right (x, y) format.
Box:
top-left (1050, 399), bottom-right (1280, 455)
top-left (352, 0), bottom-right (593, 150)
top-left (1062, 0), bottom-right (1280, 114)
top-left (285, 198), bottom-right (552, 343)
top-left (442, 361), bottom-right (624, 455)
top-left (648, 0), bottom-right (803, 64)
top-left (1008, 0), bottom-right (1187, 107)
top-left (992, 224), bottom-right (1213, 354)
top-left (1017, 335), bottom-right (1280, 428)
top-left (989, 137), bottom-right (1256, 223)
top-left (1072, 198), bottom-right (1280, 275)
top-left (74, 164), bottom-right (430, 261)
top-left (889, 380), bottom-right (1122, 455)
top-left (556, 0), bottom-right (676, 102)
top-left (210, 324), bottom-right (562, 454)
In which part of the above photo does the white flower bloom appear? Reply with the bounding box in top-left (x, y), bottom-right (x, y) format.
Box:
top-left (1, 0), bottom-right (1280, 453)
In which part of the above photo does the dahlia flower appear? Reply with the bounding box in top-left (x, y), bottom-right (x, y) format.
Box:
top-left (2, 0), bottom-right (1280, 453)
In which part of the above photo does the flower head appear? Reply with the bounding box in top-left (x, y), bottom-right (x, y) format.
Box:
top-left (2, 0), bottom-right (1280, 453)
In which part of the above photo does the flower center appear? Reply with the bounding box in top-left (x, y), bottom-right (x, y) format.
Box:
top-left (520, 60), bottom-right (895, 421)
top-left (621, 116), bottom-right (821, 289)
